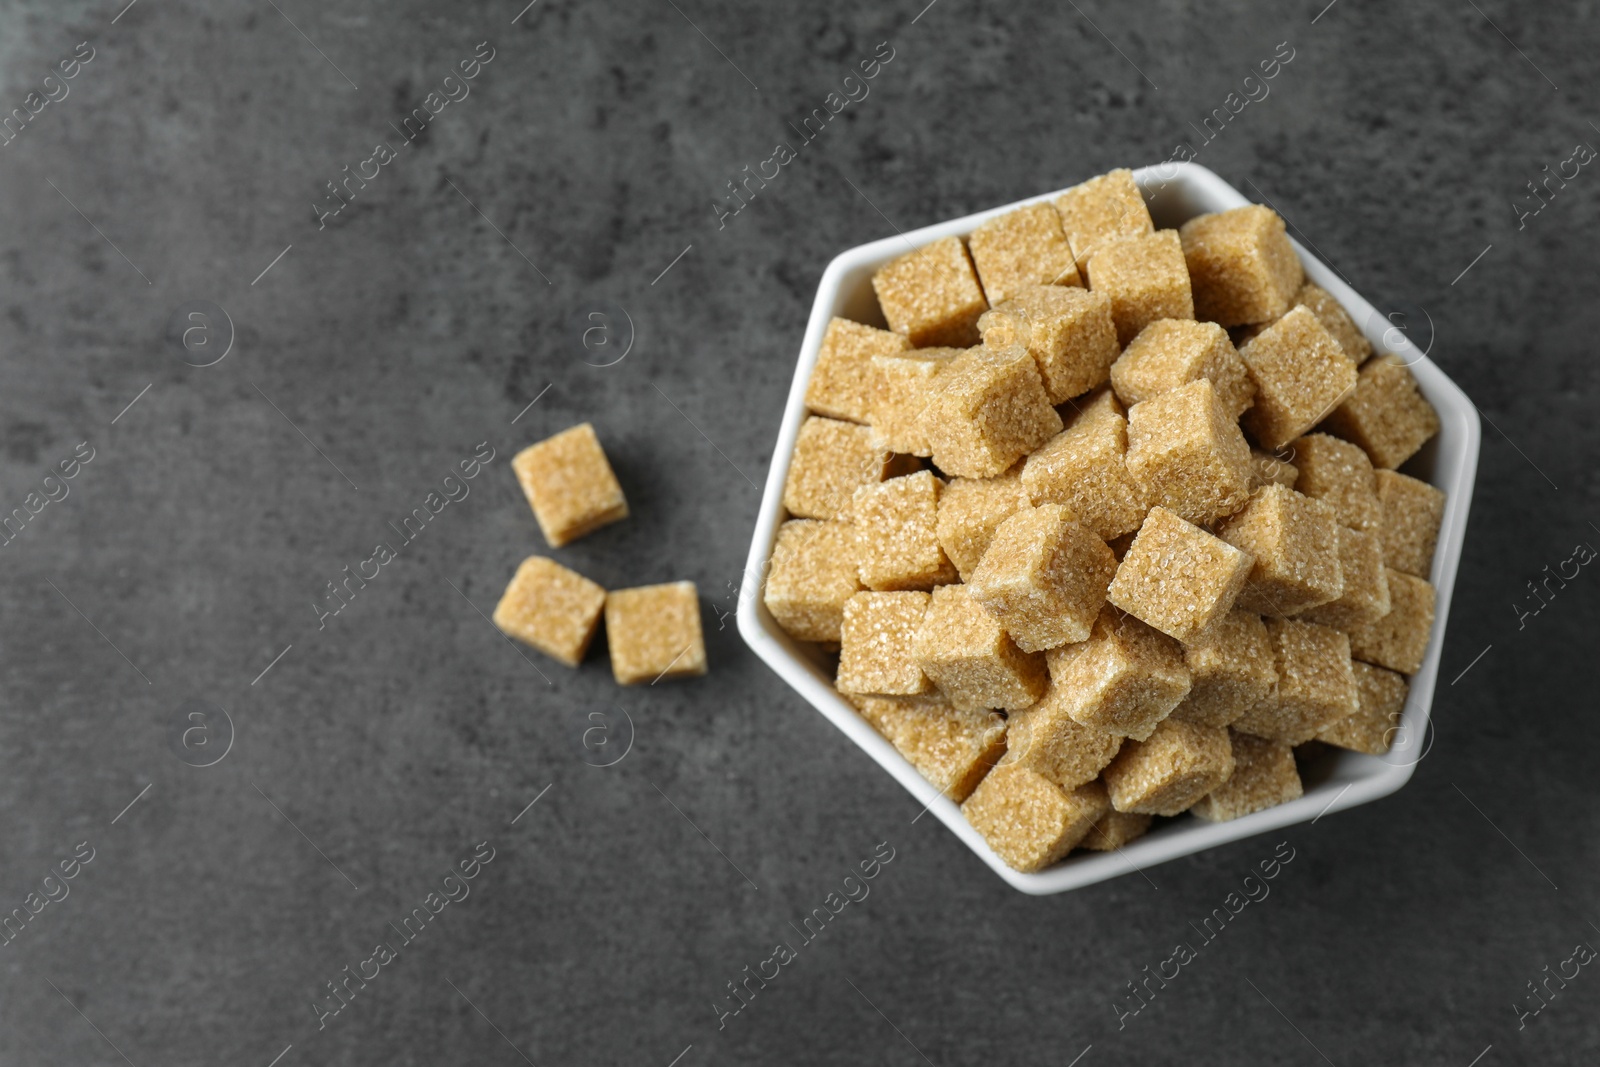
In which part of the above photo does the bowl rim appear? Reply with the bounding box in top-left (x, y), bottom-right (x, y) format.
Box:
top-left (737, 162), bottom-right (1481, 894)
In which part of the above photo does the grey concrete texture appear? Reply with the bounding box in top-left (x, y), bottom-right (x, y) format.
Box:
top-left (0, 0), bottom-right (1595, 1063)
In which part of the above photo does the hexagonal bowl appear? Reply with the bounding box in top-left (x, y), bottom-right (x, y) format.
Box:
top-left (737, 163), bottom-right (1480, 894)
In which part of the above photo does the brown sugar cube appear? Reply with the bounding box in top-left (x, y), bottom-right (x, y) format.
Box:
top-left (969, 504), bottom-right (1117, 652)
top-left (513, 423), bottom-right (629, 547)
top-left (1293, 281), bottom-right (1372, 365)
top-left (1102, 718), bottom-right (1234, 816)
top-left (1004, 677), bottom-right (1125, 788)
top-left (1081, 808), bottom-right (1153, 851)
top-left (605, 581), bottom-right (707, 685)
top-left (836, 591), bottom-right (934, 696)
top-left (1087, 230), bottom-right (1195, 346)
top-left (852, 694), bottom-right (1006, 803)
top-left (968, 202), bottom-right (1082, 304)
top-left (1346, 569), bottom-right (1435, 674)
top-left (1249, 447), bottom-right (1299, 490)
top-left (1234, 617), bottom-right (1358, 744)
top-left (1375, 470), bottom-right (1447, 577)
top-left (1291, 433), bottom-right (1381, 534)
top-left (1054, 168), bottom-right (1155, 274)
top-left (806, 317), bottom-right (912, 423)
top-left (1125, 379), bottom-right (1254, 526)
top-left (1190, 731), bottom-right (1302, 822)
top-left (1238, 306), bottom-right (1359, 451)
top-left (1298, 525), bottom-right (1391, 631)
top-left (923, 344), bottom-right (1063, 479)
top-left (977, 285), bottom-right (1118, 403)
top-left (1216, 485), bottom-right (1344, 616)
top-left (763, 519), bottom-right (861, 643)
top-left (783, 416), bottom-right (911, 520)
top-left (868, 347), bottom-right (963, 456)
top-left (1044, 606), bottom-right (1192, 740)
top-left (492, 556), bottom-right (607, 668)
top-left (1110, 319), bottom-right (1256, 418)
top-left (961, 765), bottom-right (1110, 872)
top-left (871, 236), bottom-right (988, 347)
top-left (936, 466), bottom-right (1031, 581)
top-left (1108, 507), bottom-right (1254, 645)
top-left (1021, 391), bottom-right (1150, 540)
top-left (1171, 609), bottom-right (1277, 729)
top-left (1318, 661), bottom-right (1407, 755)
top-left (912, 585), bottom-right (1047, 711)
top-left (1179, 205), bottom-right (1304, 327)
top-left (1321, 355), bottom-right (1441, 470)
top-left (852, 471), bottom-right (958, 591)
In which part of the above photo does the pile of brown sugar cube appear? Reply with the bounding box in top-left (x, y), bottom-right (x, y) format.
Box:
top-left (491, 422), bottom-right (707, 685)
top-left (766, 168), bottom-right (1445, 873)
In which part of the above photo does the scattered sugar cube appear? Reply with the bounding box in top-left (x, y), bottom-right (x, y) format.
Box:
top-left (783, 416), bottom-right (914, 520)
top-left (977, 285), bottom-right (1119, 403)
top-left (852, 693), bottom-right (1006, 803)
top-left (763, 519), bottom-right (861, 643)
top-left (912, 585), bottom-right (1048, 711)
top-left (1087, 230), bottom-right (1195, 346)
top-left (935, 466), bottom-right (1031, 581)
top-left (1318, 661), bottom-right (1407, 754)
top-left (806, 317), bottom-right (912, 423)
top-left (513, 423), bottom-right (629, 547)
top-left (1080, 808), bottom-right (1153, 851)
top-left (1238, 306), bottom-right (1359, 451)
top-left (962, 765), bottom-right (1111, 872)
top-left (836, 591), bottom-right (935, 696)
top-left (1293, 281), bottom-right (1372, 364)
top-left (1216, 485), bottom-right (1344, 616)
top-left (1298, 525), bottom-right (1391, 630)
top-left (968, 202), bottom-right (1082, 304)
top-left (1102, 718), bottom-right (1234, 816)
top-left (852, 470), bottom-right (958, 591)
top-left (1291, 432), bottom-right (1381, 534)
top-left (1108, 506), bottom-right (1254, 644)
top-left (492, 556), bottom-right (607, 668)
top-left (1234, 617), bottom-right (1358, 744)
top-left (868, 347), bottom-right (964, 456)
top-left (1022, 389), bottom-right (1150, 540)
top-left (1004, 676), bottom-right (1125, 788)
top-left (872, 236), bottom-right (988, 347)
top-left (1321, 355), bottom-right (1441, 470)
top-left (1179, 205), bottom-right (1304, 327)
top-left (1346, 568), bottom-right (1435, 674)
top-left (1044, 606), bottom-right (1192, 740)
top-left (969, 504), bottom-right (1118, 652)
top-left (1375, 469), bottom-right (1447, 577)
top-left (605, 581), bottom-right (707, 685)
top-left (1171, 609), bottom-right (1277, 729)
top-left (923, 344), bottom-right (1063, 479)
top-left (1053, 168), bottom-right (1155, 274)
top-left (1249, 447), bottom-right (1299, 490)
top-left (1190, 732), bottom-right (1302, 822)
top-left (1125, 379), bottom-right (1254, 526)
top-left (1110, 318), bottom-right (1256, 418)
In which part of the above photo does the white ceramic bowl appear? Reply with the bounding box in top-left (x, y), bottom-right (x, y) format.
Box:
top-left (738, 163), bottom-right (1480, 894)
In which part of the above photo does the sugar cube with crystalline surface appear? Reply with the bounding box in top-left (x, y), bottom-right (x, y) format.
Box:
top-left (872, 236), bottom-right (988, 347)
top-left (493, 556), bottom-right (607, 668)
top-left (605, 581), bottom-right (707, 685)
top-left (513, 423), bottom-right (629, 547)
top-left (968, 202), bottom-right (1082, 304)
top-left (968, 504), bottom-right (1117, 652)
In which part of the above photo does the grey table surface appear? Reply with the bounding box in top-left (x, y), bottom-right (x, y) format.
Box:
top-left (1, 1), bottom-right (1596, 1064)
